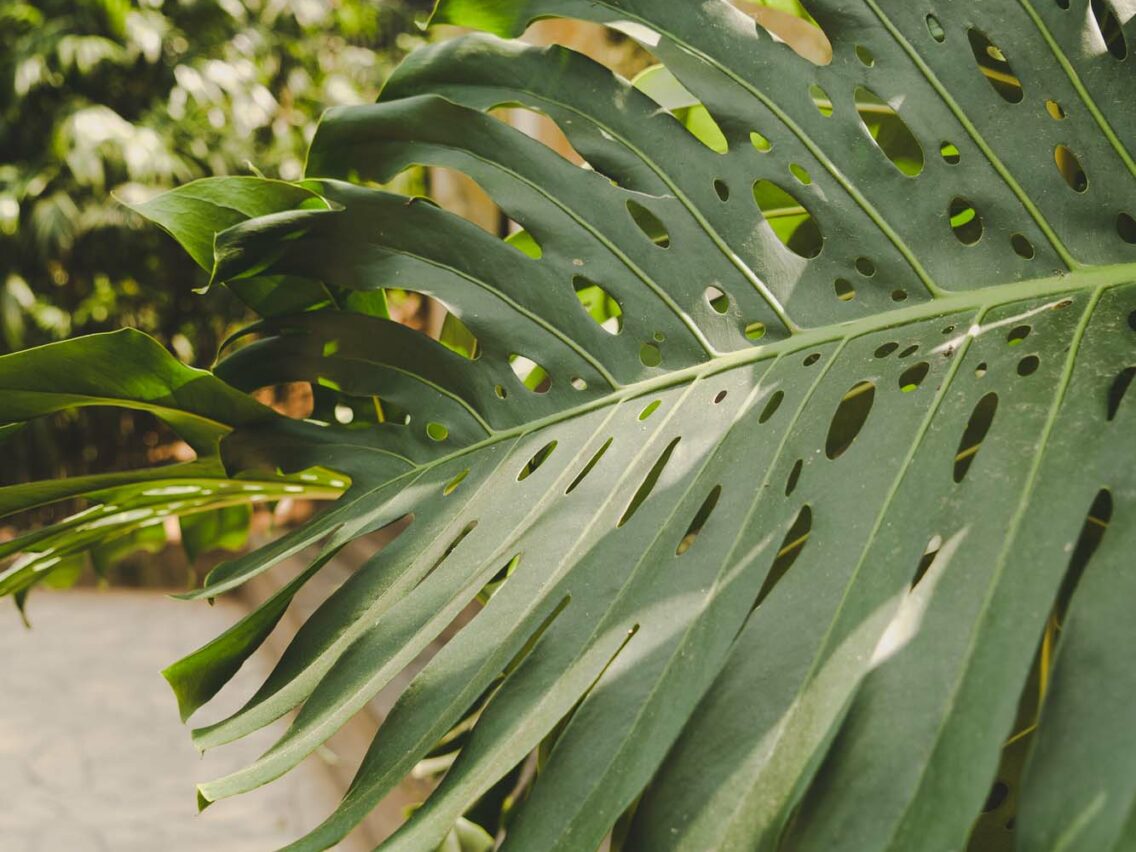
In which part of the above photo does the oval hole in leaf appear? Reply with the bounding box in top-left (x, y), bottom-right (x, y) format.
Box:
top-left (834, 278), bottom-right (856, 301)
top-left (714, 180), bottom-right (730, 201)
top-left (968, 30), bottom-right (1024, 102)
top-left (940, 141), bottom-right (961, 164)
top-left (1118, 212), bottom-right (1136, 244)
top-left (854, 87), bottom-right (925, 176)
top-left (676, 485), bottom-right (722, 556)
top-left (1017, 354), bottom-right (1040, 376)
top-left (926, 14), bottom-right (946, 42)
top-left (639, 342), bottom-right (663, 367)
top-left (1057, 489), bottom-right (1113, 615)
top-left (1007, 325), bottom-right (1031, 346)
top-left (750, 131), bottom-right (773, 153)
top-left (566, 437), bottom-right (613, 494)
top-left (875, 341), bottom-right (899, 358)
top-left (714, 390), bottom-right (728, 404)
top-left (1055, 145), bottom-right (1088, 192)
top-left (627, 200), bottom-right (671, 248)
top-left (899, 362), bottom-right (930, 392)
top-left (494, 384), bottom-right (507, 400)
top-left (745, 321), bottom-right (767, 341)
top-left (1091, 0), bottom-right (1128, 58)
top-left (899, 344), bottom-right (919, 358)
top-left (891, 289), bottom-right (908, 302)
top-left (517, 440), bottom-right (558, 482)
top-left (754, 505), bottom-right (812, 608)
top-left (426, 422), bottom-right (449, 441)
top-left (855, 256), bottom-right (876, 276)
top-left (753, 180), bottom-right (823, 258)
top-left (789, 163), bottom-right (812, 185)
top-left (509, 354), bottom-right (552, 393)
top-left (1045, 99), bottom-right (1066, 120)
top-left (949, 197), bottom-right (983, 245)
top-left (618, 437), bottom-right (681, 527)
top-left (785, 458), bottom-right (803, 496)
top-left (573, 276), bottom-right (623, 334)
top-left (639, 400), bottom-right (662, 421)
top-left (1107, 366), bottom-right (1135, 420)
top-left (809, 83), bottom-right (833, 116)
top-left (571, 377), bottom-right (588, 391)
top-left (705, 286), bottom-right (730, 313)
top-left (759, 390), bottom-right (785, 423)
top-left (443, 469), bottom-right (470, 496)
top-left (826, 381), bottom-right (876, 459)
top-left (803, 352), bottom-right (821, 366)
top-left (855, 44), bottom-right (875, 66)
top-left (1011, 233), bottom-right (1035, 259)
top-left (954, 392), bottom-right (999, 483)
top-left (912, 534), bottom-right (943, 587)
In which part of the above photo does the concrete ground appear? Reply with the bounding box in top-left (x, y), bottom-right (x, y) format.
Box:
top-left (0, 590), bottom-right (359, 852)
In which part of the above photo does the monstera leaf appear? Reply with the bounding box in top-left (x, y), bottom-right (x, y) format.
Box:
top-left (4, 0), bottom-right (1136, 849)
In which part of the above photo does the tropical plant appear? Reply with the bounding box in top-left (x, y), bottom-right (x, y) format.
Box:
top-left (4, 0), bottom-right (1136, 849)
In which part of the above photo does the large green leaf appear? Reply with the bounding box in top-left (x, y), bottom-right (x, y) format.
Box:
top-left (5, 0), bottom-right (1136, 850)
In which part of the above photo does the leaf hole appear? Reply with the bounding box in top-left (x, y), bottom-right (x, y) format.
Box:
top-left (1011, 233), bottom-right (1036, 259)
top-left (745, 321), bottom-right (767, 341)
top-left (1107, 366), bottom-right (1135, 420)
top-left (809, 83), bottom-right (833, 116)
top-left (443, 469), bottom-right (470, 496)
top-left (714, 179), bottom-right (730, 201)
top-left (754, 505), bottom-right (812, 608)
top-left (826, 381), bottom-right (876, 459)
top-left (926, 14), bottom-right (946, 42)
top-left (968, 29), bottom-right (1024, 103)
top-left (942, 325), bottom-right (956, 335)
top-left (494, 384), bottom-right (508, 400)
top-left (803, 352), bottom-right (821, 366)
top-left (676, 485), bottom-right (722, 556)
top-left (949, 197), bottom-right (983, 245)
top-left (618, 437), bottom-right (681, 527)
top-left (753, 179), bottom-right (823, 258)
top-left (573, 276), bottom-right (624, 334)
top-left (789, 163), bottom-right (813, 185)
top-left (983, 781), bottom-right (1010, 813)
top-left (891, 289), bottom-right (909, 302)
top-left (759, 390), bottom-right (785, 423)
top-left (571, 377), bottom-right (588, 391)
top-left (1055, 145), bottom-right (1088, 192)
top-left (899, 344), bottom-right (920, 358)
top-left (854, 86), bottom-right (925, 176)
top-left (566, 437), bottom-right (613, 494)
top-left (426, 422), bottom-right (449, 442)
top-left (639, 400), bottom-right (662, 421)
top-left (509, 354), bottom-right (552, 393)
top-left (714, 390), bottom-right (728, 404)
top-left (875, 342), bottom-right (899, 358)
top-left (954, 392), bottom-right (998, 483)
top-left (705, 286), bottom-right (730, 313)
top-left (1007, 325), bottom-right (1031, 346)
top-left (517, 440), bottom-right (558, 482)
top-left (855, 44), bottom-right (875, 66)
top-left (639, 342), bottom-right (663, 368)
top-left (750, 131), bottom-right (773, 153)
top-left (899, 361), bottom-right (930, 392)
top-left (975, 362), bottom-right (988, 378)
top-left (1117, 212), bottom-right (1136, 244)
top-left (785, 459), bottom-right (803, 496)
top-left (1057, 489), bottom-right (1113, 613)
top-left (1090, 0), bottom-right (1128, 59)
top-left (855, 256), bottom-right (876, 277)
top-left (912, 534), bottom-right (942, 587)
top-left (1017, 355), bottom-right (1040, 377)
top-left (940, 141), bottom-right (961, 164)
top-left (835, 278), bottom-right (856, 301)
top-left (1045, 99), bottom-right (1066, 120)
top-left (627, 200), bottom-right (671, 248)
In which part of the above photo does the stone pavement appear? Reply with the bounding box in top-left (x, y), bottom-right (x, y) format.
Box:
top-left (0, 590), bottom-right (363, 852)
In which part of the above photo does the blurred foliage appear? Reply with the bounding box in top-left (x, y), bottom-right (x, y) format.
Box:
top-left (0, 0), bottom-right (430, 487)
top-left (0, 0), bottom-right (429, 358)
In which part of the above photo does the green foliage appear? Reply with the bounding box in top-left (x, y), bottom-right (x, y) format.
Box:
top-left (4, 1), bottom-right (1136, 850)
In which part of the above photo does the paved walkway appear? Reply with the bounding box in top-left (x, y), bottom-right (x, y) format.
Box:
top-left (0, 590), bottom-right (357, 852)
